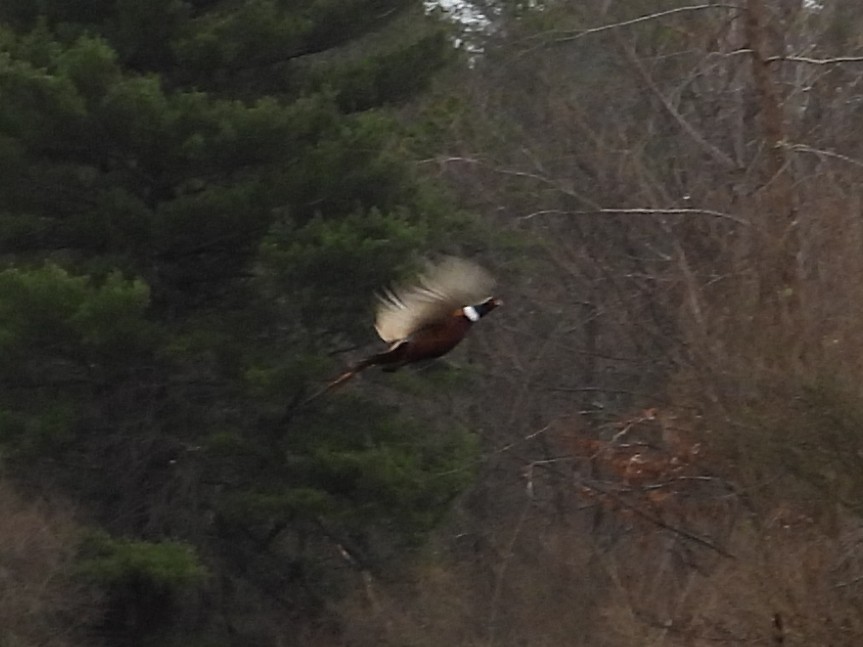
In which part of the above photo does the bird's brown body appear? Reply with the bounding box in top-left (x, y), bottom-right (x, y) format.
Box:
top-left (361, 310), bottom-right (475, 370)
top-left (309, 258), bottom-right (501, 398)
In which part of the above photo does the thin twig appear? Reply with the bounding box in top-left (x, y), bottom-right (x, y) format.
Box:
top-left (834, 574), bottom-right (863, 590)
top-left (783, 142), bottom-right (863, 170)
top-left (427, 155), bottom-right (600, 207)
top-left (490, 423), bottom-right (554, 457)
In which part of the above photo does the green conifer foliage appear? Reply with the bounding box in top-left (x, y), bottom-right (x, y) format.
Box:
top-left (0, 1), bottom-right (473, 641)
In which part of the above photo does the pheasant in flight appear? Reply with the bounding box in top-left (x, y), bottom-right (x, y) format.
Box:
top-left (314, 256), bottom-right (501, 398)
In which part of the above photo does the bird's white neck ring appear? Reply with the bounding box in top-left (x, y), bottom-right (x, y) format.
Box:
top-left (463, 305), bottom-right (480, 322)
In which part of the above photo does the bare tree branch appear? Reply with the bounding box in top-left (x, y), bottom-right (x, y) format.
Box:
top-left (768, 54), bottom-right (863, 65)
top-left (518, 207), bottom-right (749, 226)
top-left (620, 40), bottom-right (740, 171)
top-left (538, 4), bottom-right (742, 45)
top-left (715, 50), bottom-right (863, 66)
top-left (578, 477), bottom-right (736, 558)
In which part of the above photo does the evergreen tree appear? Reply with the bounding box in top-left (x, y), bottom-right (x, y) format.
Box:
top-left (0, 1), bottom-right (474, 642)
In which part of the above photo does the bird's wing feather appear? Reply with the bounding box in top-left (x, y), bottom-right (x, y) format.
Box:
top-left (374, 257), bottom-right (495, 343)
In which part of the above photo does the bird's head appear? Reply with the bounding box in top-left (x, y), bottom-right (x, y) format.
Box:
top-left (463, 296), bottom-right (502, 322)
top-left (480, 296), bottom-right (503, 313)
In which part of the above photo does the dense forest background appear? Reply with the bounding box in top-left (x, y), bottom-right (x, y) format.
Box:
top-left (3, 1), bottom-right (863, 645)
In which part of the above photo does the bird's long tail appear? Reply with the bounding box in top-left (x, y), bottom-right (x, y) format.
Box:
top-left (300, 357), bottom-right (377, 406)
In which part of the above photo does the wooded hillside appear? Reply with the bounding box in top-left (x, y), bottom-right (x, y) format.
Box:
top-left (2, 1), bottom-right (863, 645)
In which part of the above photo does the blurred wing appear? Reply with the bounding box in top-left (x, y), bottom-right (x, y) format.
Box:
top-left (374, 257), bottom-right (496, 343)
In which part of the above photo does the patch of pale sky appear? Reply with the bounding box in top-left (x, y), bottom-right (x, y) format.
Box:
top-left (424, 0), bottom-right (491, 29)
